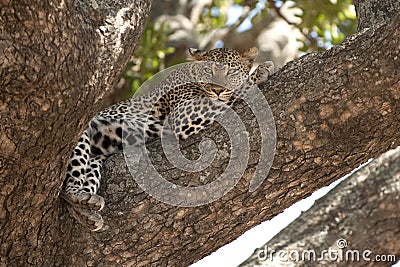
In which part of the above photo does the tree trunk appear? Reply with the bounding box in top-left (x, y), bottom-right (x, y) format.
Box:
top-left (239, 147), bottom-right (400, 267)
top-left (1, 1), bottom-right (399, 267)
top-left (0, 0), bottom-right (151, 266)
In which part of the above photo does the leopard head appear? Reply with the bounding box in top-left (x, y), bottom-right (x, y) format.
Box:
top-left (187, 47), bottom-right (258, 100)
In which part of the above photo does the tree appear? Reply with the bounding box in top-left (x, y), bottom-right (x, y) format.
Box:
top-left (0, 1), bottom-right (399, 267)
top-left (0, 0), bottom-right (151, 265)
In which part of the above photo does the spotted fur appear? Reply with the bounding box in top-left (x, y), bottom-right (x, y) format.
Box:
top-left (61, 47), bottom-right (274, 231)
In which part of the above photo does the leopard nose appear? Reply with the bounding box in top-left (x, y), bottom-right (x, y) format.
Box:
top-left (213, 86), bottom-right (224, 95)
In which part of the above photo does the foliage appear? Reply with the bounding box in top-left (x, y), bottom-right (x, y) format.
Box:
top-left (286, 0), bottom-right (357, 51)
top-left (197, 0), bottom-right (230, 35)
top-left (121, 22), bottom-right (175, 97)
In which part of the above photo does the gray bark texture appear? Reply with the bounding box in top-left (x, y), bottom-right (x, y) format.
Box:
top-left (239, 147), bottom-right (400, 267)
top-left (0, 0), bottom-right (399, 267)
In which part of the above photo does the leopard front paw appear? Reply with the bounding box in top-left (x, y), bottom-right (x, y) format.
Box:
top-left (254, 61), bottom-right (275, 85)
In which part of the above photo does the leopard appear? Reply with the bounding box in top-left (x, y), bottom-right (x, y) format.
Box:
top-left (61, 47), bottom-right (274, 231)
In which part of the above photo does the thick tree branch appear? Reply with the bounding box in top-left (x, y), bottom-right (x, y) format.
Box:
top-left (239, 147), bottom-right (400, 266)
top-left (60, 14), bottom-right (400, 266)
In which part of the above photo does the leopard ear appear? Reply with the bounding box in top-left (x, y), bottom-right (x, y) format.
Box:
top-left (242, 47), bottom-right (258, 65)
top-left (187, 48), bottom-right (204, 61)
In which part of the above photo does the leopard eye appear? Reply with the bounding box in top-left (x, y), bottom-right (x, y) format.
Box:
top-left (227, 68), bottom-right (239, 75)
top-left (204, 66), bottom-right (212, 75)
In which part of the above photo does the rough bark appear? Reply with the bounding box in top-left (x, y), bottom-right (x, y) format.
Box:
top-left (239, 147), bottom-right (400, 267)
top-left (0, 1), bottom-right (399, 267)
top-left (0, 0), bottom-right (151, 266)
top-left (354, 0), bottom-right (400, 31)
top-left (67, 13), bottom-right (398, 266)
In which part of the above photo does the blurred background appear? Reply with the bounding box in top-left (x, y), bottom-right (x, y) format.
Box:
top-left (109, 0), bottom-right (356, 103)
